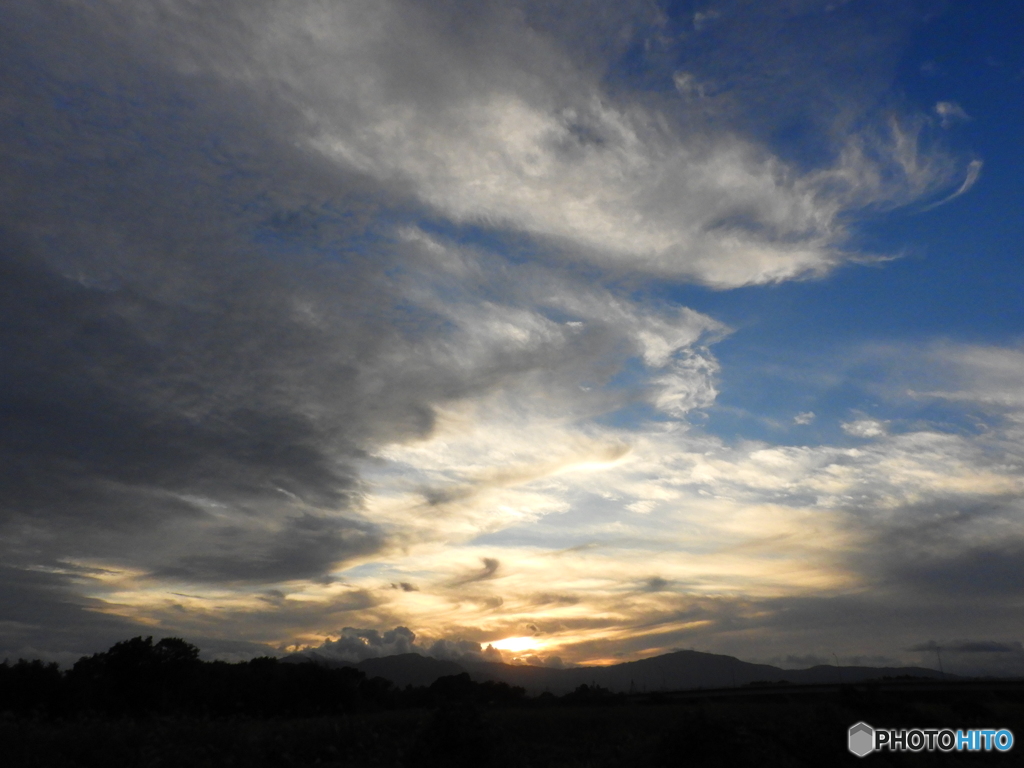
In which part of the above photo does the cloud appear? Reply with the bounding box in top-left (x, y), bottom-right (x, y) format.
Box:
top-left (644, 577), bottom-right (671, 592)
top-left (0, 0), bottom-right (1002, 668)
top-left (1, 2), bottom-right (727, 602)
top-left (946, 641), bottom-right (1024, 654)
top-left (0, 565), bottom-right (144, 665)
top-left (910, 640), bottom-right (1024, 654)
top-left (916, 158), bottom-right (982, 210)
top-left (82, 0), bottom-right (967, 288)
top-left (793, 411), bottom-right (815, 425)
top-left (692, 10), bottom-right (722, 31)
top-left (450, 558), bottom-right (501, 586)
top-left (301, 625), bottom-right (502, 664)
top-left (881, 538), bottom-right (1024, 598)
top-left (841, 418), bottom-right (887, 438)
top-left (909, 342), bottom-right (1024, 408)
top-left (652, 350), bottom-right (721, 417)
top-left (935, 100), bottom-right (970, 128)
top-left (311, 626), bottom-right (419, 662)
top-left (428, 637), bottom-right (502, 663)
top-left (673, 71), bottom-right (711, 99)
top-left (252, 344), bottom-right (1024, 665)
top-left (0, 197), bottom-right (396, 586)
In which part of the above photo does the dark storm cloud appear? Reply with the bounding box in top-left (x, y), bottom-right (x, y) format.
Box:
top-left (0, 1), bottom-right (506, 589)
top-left (885, 541), bottom-right (1024, 596)
top-left (0, 243), bottom-right (360, 507)
top-left (841, 495), bottom-right (1024, 598)
top-left (2, 0), bottom-right (663, 607)
top-left (0, 181), bottom-right (390, 583)
top-left (153, 513), bottom-right (383, 583)
top-left (948, 641), bottom-right (1024, 654)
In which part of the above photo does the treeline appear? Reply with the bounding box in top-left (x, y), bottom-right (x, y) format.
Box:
top-left (0, 636), bottom-right (534, 719)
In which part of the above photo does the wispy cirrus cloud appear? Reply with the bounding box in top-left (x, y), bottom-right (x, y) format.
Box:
top-left (70, 0), bottom-right (974, 287)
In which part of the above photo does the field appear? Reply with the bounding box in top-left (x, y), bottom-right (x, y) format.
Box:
top-left (5, 682), bottom-right (1024, 767)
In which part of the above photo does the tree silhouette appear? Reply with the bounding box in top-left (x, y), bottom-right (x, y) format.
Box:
top-left (67, 636), bottom-right (202, 715)
top-left (0, 658), bottom-right (63, 716)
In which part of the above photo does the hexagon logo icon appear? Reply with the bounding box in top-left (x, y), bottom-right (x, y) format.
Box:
top-left (848, 722), bottom-right (875, 757)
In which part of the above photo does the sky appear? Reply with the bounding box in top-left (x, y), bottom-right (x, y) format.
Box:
top-left (3, 0), bottom-right (1024, 676)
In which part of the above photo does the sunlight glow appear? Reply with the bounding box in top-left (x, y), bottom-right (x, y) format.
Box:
top-left (491, 636), bottom-right (546, 653)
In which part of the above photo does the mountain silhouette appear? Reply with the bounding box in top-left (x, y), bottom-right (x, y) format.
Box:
top-left (284, 651), bottom-right (467, 688)
top-left (358, 654), bottom-right (465, 688)
top-left (289, 648), bottom-right (949, 695)
top-left (463, 650), bottom-right (951, 694)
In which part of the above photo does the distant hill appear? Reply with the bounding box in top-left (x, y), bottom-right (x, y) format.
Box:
top-left (288, 648), bottom-right (950, 695)
top-left (462, 650), bottom-right (952, 695)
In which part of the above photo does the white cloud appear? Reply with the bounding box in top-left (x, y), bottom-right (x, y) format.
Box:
top-left (651, 350), bottom-right (720, 417)
top-left (312, 94), bottom-right (959, 286)
top-left (842, 419), bottom-right (887, 438)
top-left (911, 343), bottom-right (1024, 409)
top-left (100, 0), bottom-right (971, 288)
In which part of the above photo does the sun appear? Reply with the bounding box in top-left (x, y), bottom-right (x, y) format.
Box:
top-left (490, 636), bottom-right (545, 653)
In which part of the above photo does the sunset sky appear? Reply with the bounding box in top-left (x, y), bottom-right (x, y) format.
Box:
top-left (4, 0), bottom-right (1024, 676)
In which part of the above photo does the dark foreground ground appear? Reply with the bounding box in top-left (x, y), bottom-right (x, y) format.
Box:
top-left (5, 681), bottom-right (1024, 768)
